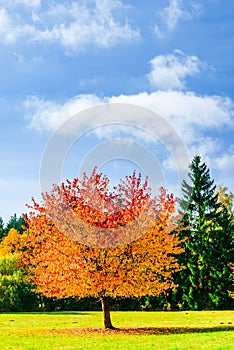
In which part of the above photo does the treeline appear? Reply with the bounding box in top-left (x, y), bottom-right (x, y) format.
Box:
top-left (0, 214), bottom-right (26, 239)
top-left (0, 156), bottom-right (233, 312)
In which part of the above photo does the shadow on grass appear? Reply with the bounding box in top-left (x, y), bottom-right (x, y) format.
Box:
top-left (56, 326), bottom-right (234, 336)
top-left (116, 326), bottom-right (234, 335)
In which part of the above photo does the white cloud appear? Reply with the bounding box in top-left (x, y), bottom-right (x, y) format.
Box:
top-left (211, 148), bottom-right (234, 171)
top-left (41, 1), bottom-right (140, 50)
top-left (89, 124), bottom-right (157, 144)
top-left (0, 7), bottom-right (38, 44)
top-left (148, 50), bottom-right (205, 90)
top-left (0, 0), bottom-right (140, 50)
top-left (24, 94), bottom-right (106, 131)
top-left (23, 43), bottom-right (233, 190)
top-left (23, 88), bottom-right (234, 197)
top-left (194, 147), bottom-right (234, 190)
top-left (24, 90), bottom-right (233, 142)
top-left (110, 91), bottom-right (233, 133)
top-left (154, 0), bottom-right (202, 38)
top-left (189, 137), bottom-right (220, 160)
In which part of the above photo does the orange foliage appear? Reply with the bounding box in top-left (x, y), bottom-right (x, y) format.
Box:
top-left (22, 169), bottom-right (184, 301)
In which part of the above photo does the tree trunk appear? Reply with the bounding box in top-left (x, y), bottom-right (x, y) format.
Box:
top-left (100, 297), bottom-right (115, 329)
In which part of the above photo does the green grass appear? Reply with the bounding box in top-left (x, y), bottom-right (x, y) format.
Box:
top-left (0, 311), bottom-right (233, 349)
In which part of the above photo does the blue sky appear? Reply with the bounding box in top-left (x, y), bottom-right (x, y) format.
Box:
top-left (0, 0), bottom-right (233, 222)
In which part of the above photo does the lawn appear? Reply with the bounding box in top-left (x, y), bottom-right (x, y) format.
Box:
top-left (0, 311), bottom-right (233, 349)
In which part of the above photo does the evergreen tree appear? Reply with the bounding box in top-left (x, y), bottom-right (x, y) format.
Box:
top-left (5, 214), bottom-right (26, 235)
top-left (174, 156), bottom-right (234, 310)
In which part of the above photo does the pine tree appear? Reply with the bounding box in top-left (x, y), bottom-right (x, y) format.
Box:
top-left (175, 156), bottom-right (234, 310)
top-left (5, 214), bottom-right (26, 235)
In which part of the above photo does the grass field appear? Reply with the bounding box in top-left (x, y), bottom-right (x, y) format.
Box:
top-left (0, 310), bottom-right (233, 349)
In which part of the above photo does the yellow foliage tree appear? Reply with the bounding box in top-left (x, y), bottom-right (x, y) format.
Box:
top-left (0, 228), bottom-right (24, 257)
top-left (217, 185), bottom-right (234, 220)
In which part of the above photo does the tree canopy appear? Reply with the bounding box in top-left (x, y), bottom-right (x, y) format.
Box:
top-left (22, 169), bottom-right (184, 328)
top-left (175, 156), bottom-right (234, 310)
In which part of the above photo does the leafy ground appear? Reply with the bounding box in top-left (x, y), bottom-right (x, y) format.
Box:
top-left (0, 311), bottom-right (233, 349)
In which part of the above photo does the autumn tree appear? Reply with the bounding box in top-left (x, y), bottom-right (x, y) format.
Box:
top-left (0, 229), bottom-right (39, 311)
top-left (217, 185), bottom-right (234, 221)
top-left (23, 169), bottom-right (184, 329)
top-left (175, 156), bottom-right (234, 310)
top-left (0, 228), bottom-right (24, 257)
